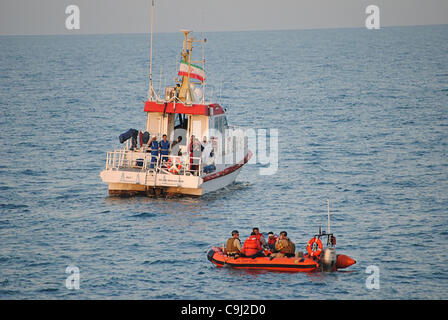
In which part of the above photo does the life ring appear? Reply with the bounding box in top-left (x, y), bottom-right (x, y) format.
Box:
top-left (306, 237), bottom-right (323, 257)
top-left (166, 158), bottom-right (182, 174)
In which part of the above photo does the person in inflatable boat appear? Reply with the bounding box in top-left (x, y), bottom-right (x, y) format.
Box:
top-left (270, 231), bottom-right (296, 259)
top-left (224, 230), bottom-right (243, 257)
top-left (242, 232), bottom-right (266, 259)
top-left (252, 227), bottom-right (267, 247)
top-left (267, 232), bottom-right (278, 251)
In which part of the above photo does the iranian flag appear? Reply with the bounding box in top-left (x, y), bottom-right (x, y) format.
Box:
top-left (178, 60), bottom-right (205, 82)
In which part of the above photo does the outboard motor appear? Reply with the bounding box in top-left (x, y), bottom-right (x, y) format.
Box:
top-left (321, 247), bottom-right (337, 272)
top-left (320, 199), bottom-right (337, 271)
top-left (312, 228), bottom-right (337, 272)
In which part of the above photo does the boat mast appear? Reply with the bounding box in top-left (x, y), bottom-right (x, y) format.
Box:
top-left (201, 37), bottom-right (206, 104)
top-left (178, 30), bottom-right (207, 104)
top-left (148, 0), bottom-right (155, 101)
top-left (178, 30), bottom-right (193, 103)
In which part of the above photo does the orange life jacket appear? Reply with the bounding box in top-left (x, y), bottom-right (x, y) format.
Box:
top-left (243, 236), bottom-right (262, 256)
top-left (255, 233), bottom-right (264, 242)
top-left (268, 236), bottom-right (278, 245)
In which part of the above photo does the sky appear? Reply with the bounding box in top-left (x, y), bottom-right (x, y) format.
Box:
top-left (0, 0), bottom-right (447, 35)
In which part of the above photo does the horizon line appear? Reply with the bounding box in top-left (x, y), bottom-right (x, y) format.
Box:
top-left (1, 23), bottom-right (447, 37)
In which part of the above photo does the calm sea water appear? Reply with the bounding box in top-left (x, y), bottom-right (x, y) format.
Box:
top-left (0, 25), bottom-right (447, 299)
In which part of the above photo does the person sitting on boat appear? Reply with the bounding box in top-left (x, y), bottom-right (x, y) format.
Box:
top-left (242, 232), bottom-right (266, 259)
top-left (267, 232), bottom-right (278, 251)
top-left (224, 230), bottom-right (242, 257)
top-left (149, 136), bottom-right (159, 169)
top-left (270, 231), bottom-right (296, 259)
top-left (252, 227), bottom-right (267, 247)
top-left (159, 134), bottom-right (170, 164)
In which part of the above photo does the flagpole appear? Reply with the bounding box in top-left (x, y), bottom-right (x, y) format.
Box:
top-left (202, 37), bottom-right (206, 104)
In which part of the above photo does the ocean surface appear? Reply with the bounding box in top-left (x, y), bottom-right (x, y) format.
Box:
top-left (0, 25), bottom-right (447, 299)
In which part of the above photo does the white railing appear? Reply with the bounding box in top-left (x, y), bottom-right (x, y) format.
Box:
top-left (105, 149), bottom-right (203, 176)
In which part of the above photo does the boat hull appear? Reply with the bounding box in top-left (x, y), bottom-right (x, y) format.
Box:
top-left (102, 165), bottom-right (243, 196)
top-left (207, 247), bottom-right (356, 272)
top-left (207, 247), bottom-right (320, 273)
top-left (101, 151), bottom-right (252, 197)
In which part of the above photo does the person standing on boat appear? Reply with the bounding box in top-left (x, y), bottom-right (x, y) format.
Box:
top-left (200, 136), bottom-right (206, 152)
top-left (242, 232), bottom-right (265, 258)
top-left (187, 135), bottom-right (195, 172)
top-left (142, 131), bottom-right (151, 152)
top-left (149, 136), bottom-right (159, 169)
top-left (193, 138), bottom-right (202, 174)
top-left (159, 134), bottom-right (170, 164)
top-left (188, 135), bottom-right (201, 175)
top-left (224, 230), bottom-right (242, 257)
top-left (270, 231), bottom-right (296, 259)
top-left (201, 136), bottom-right (214, 166)
top-left (171, 136), bottom-right (183, 157)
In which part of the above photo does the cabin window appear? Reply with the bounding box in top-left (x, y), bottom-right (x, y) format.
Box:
top-left (191, 120), bottom-right (203, 141)
top-left (173, 114), bottom-right (188, 146)
top-left (174, 114), bottom-right (188, 130)
top-left (217, 116), bottom-right (223, 134)
top-left (174, 114), bottom-right (181, 128)
top-left (149, 115), bottom-right (162, 137)
top-left (212, 115), bottom-right (228, 135)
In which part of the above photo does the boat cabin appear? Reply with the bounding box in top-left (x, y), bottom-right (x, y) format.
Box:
top-left (143, 100), bottom-right (228, 155)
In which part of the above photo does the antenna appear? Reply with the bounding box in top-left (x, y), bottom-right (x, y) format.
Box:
top-left (148, 0), bottom-right (155, 101)
top-left (219, 80), bottom-right (222, 104)
top-left (327, 199), bottom-right (331, 234)
top-left (201, 5), bottom-right (206, 104)
top-left (201, 37), bottom-right (206, 104)
top-left (158, 65), bottom-right (162, 98)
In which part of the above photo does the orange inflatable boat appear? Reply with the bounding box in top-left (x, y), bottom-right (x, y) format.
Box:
top-left (207, 231), bottom-right (356, 273)
top-left (207, 247), bottom-right (319, 272)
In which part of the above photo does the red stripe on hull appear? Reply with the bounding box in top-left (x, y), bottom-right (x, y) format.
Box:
top-left (202, 151), bottom-right (252, 182)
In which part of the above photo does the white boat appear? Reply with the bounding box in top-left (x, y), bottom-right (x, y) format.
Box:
top-left (100, 9), bottom-right (251, 196)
